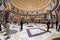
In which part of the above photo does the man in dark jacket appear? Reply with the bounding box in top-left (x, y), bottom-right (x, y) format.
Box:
top-left (46, 19), bottom-right (50, 32)
top-left (20, 20), bottom-right (23, 31)
top-left (57, 23), bottom-right (60, 31)
top-left (58, 24), bottom-right (60, 31)
top-left (56, 20), bottom-right (58, 30)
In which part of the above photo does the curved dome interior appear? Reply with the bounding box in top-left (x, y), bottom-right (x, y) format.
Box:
top-left (10, 0), bottom-right (51, 11)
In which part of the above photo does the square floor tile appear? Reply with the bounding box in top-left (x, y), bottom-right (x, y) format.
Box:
top-left (29, 29), bottom-right (44, 35)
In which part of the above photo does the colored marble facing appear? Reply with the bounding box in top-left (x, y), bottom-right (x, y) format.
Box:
top-left (0, 23), bottom-right (60, 40)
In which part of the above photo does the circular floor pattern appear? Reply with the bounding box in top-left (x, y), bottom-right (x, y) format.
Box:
top-left (52, 37), bottom-right (60, 40)
top-left (10, 0), bottom-right (51, 11)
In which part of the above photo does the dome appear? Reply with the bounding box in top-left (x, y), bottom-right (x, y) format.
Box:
top-left (10, 0), bottom-right (51, 11)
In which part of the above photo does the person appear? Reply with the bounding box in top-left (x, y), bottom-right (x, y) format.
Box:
top-left (4, 19), bottom-right (10, 39)
top-left (0, 20), bottom-right (2, 33)
top-left (46, 19), bottom-right (50, 32)
top-left (58, 24), bottom-right (60, 31)
top-left (56, 20), bottom-right (58, 30)
top-left (20, 20), bottom-right (23, 31)
top-left (57, 22), bottom-right (60, 31)
top-left (0, 11), bottom-right (2, 33)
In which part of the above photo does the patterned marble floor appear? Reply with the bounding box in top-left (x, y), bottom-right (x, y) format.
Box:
top-left (0, 23), bottom-right (60, 40)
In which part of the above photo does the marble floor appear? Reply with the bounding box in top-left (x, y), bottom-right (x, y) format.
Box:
top-left (0, 23), bottom-right (60, 40)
